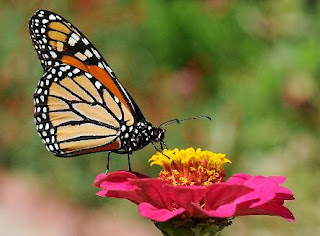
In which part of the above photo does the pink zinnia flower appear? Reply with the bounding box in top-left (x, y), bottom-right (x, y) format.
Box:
top-left (94, 148), bottom-right (295, 235)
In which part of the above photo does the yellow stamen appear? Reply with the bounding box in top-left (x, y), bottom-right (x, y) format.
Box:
top-left (149, 148), bottom-right (231, 186)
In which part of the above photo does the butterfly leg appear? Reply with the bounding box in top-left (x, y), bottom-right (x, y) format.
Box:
top-left (160, 141), bottom-right (168, 150)
top-left (127, 152), bottom-right (132, 172)
top-left (106, 151), bottom-right (111, 173)
top-left (151, 141), bottom-right (170, 159)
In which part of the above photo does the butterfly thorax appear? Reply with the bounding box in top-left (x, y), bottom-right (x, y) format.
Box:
top-left (117, 121), bottom-right (165, 153)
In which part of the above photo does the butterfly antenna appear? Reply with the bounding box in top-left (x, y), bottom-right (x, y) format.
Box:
top-left (159, 115), bottom-right (211, 128)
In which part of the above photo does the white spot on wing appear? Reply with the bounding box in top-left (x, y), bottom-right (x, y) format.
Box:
top-left (50, 51), bottom-right (57, 58)
top-left (95, 81), bottom-right (102, 89)
top-left (68, 37), bottom-right (77, 46)
top-left (75, 52), bottom-right (87, 61)
top-left (92, 48), bottom-right (100, 59)
top-left (71, 33), bottom-right (80, 41)
top-left (73, 68), bottom-right (80, 74)
top-left (85, 73), bottom-right (92, 78)
top-left (84, 49), bottom-right (93, 58)
top-left (49, 14), bottom-right (56, 20)
top-left (82, 38), bottom-right (89, 45)
top-left (106, 66), bottom-right (113, 74)
top-left (57, 41), bottom-right (64, 51)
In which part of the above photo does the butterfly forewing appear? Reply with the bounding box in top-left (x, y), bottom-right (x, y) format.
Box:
top-left (29, 10), bottom-right (143, 118)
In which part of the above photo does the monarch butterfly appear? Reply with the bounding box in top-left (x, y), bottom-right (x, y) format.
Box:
top-left (29, 10), bottom-right (210, 171)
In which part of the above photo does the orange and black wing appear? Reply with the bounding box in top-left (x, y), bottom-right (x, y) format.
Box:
top-left (29, 10), bottom-right (142, 156)
top-left (33, 64), bottom-right (135, 157)
top-left (29, 9), bottom-right (144, 120)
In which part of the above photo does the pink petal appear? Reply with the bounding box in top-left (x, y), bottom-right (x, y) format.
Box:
top-left (96, 189), bottom-right (108, 197)
top-left (98, 189), bottom-right (145, 204)
top-left (164, 184), bottom-right (208, 216)
top-left (275, 192), bottom-right (295, 201)
top-left (206, 203), bottom-right (237, 218)
top-left (94, 171), bottom-right (145, 191)
top-left (131, 179), bottom-right (173, 209)
top-left (233, 176), bottom-right (280, 207)
top-left (94, 171), bottom-right (150, 204)
top-left (268, 176), bottom-right (286, 185)
top-left (227, 173), bottom-right (252, 184)
top-left (276, 186), bottom-right (295, 200)
top-left (138, 202), bottom-right (185, 222)
top-left (235, 202), bottom-right (295, 222)
top-left (205, 183), bottom-right (253, 210)
top-left (259, 203), bottom-right (295, 222)
top-left (189, 202), bottom-right (211, 218)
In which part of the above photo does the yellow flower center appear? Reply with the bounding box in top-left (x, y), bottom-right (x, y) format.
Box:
top-left (149, 148), bottom-right (231, 186)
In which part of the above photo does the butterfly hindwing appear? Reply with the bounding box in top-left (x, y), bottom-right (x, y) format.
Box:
top-left (34, 64), bottom-right (136, 157)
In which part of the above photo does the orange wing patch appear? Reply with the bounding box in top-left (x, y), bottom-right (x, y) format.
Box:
top-left (88, 65), bottom-right (131, 112)
top-left (77, 139), bottom-right (121, 155)
top-left (74, 75), bottom-right (102, 103)
top-left (48, 31), bottom-right (67, 42)
top-left (61, 56), bottom-right (87, 71)
top-left (50, 82), bottom-right (81, 101)
top-left (61, 55), bottom-right (132, 112)
top-left (60, 77), bottom-right (94, 103)
top-left (72, 103), bottom-right (119, 127)
top-left (48, 21), bottom-right (71, 34)
top-left (102, 89), bottom-right (122, 119)
top-left (50, 111), bottom-right (83, 126)
top-left (60, 136), bottom-right (118, 154)
top-left (47, 96), bottom-right (69, 111)
top-left (56, 123), bottom-right (117, 142)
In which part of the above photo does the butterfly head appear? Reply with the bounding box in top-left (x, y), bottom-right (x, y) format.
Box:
top-left (153, 127), bottom-right (166, 142)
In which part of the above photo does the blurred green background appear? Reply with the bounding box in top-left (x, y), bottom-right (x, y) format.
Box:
top-left (0, 0), bottom-right (319, 235)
